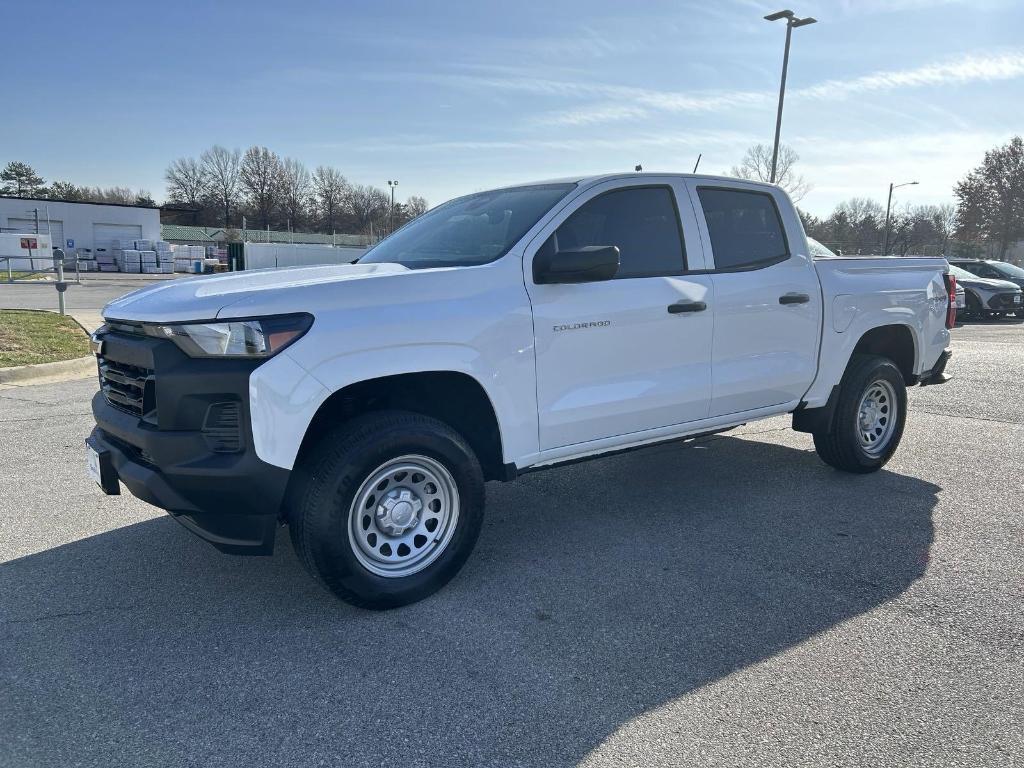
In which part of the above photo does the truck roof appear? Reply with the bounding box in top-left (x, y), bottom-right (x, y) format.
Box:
top-left (490, 172), bottom-right (779, 192)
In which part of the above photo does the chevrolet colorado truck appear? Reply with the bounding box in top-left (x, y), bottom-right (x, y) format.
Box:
top-left (86, 173), bottom-right (955, 609)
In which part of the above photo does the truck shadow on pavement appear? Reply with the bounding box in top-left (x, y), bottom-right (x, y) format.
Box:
top-left (1, 434), bottom-right (937, 767)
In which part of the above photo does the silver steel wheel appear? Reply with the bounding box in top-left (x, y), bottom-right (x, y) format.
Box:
top-left (348, 454), bottom-right (460, 578)
top-left (856, 379), bottom-right (897, 457)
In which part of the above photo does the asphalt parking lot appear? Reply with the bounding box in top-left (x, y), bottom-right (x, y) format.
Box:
top-left (0, 298), bottom-right (1021, 766)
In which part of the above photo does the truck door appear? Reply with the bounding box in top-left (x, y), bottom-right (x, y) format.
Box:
top-left (684, 181), bottom-right (821, 417)
top-left (525, 179), bottom-right (714, 451)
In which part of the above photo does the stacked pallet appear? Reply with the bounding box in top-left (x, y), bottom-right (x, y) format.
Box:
top-left (94, 248), bottom-right (117, 272)
top-left (171, 244), bottom-right (206, 273)
top-left (114, 249), bottom-right (142, 273)
top-left (140, 250), bottom-right (159, 274)
top-left (154, 241), bottom-right (174, 273)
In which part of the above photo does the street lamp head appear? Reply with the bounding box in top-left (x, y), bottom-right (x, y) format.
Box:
top-left (764, 9), bottom-right (794, 20)
top-left (791, 16), bottom-right (817, 27)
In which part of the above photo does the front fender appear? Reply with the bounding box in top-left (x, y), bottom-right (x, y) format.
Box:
top-left (249, 342), bottom-right (536, 470)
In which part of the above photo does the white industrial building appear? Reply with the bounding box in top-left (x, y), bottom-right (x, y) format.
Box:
top-left (0, 196), bottom-right (161, 255)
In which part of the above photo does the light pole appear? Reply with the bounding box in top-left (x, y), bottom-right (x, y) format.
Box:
top-left (387, 180), bottom-right (398, 234)
top-left (882, 180), bottom-right (919, 256)
top-left (764, 10), bottom-right (817, 184)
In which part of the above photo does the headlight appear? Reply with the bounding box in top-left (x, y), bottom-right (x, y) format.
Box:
top-left (156, 314), bottom-right (313, 358)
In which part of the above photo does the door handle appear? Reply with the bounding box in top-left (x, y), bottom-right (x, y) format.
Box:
top-left (667, 300), bottom-right (707, 314)
top-left (779, 292), bottom-right (810, 305)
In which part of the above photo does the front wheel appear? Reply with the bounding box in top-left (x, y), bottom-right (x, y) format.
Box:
top-left (812, 354), bottom-right (907, 473)
top-left (287, 410), bottom-right (485, 609)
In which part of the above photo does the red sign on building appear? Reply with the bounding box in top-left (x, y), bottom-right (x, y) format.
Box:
top-left (20, 237), bottom-right (38, 250)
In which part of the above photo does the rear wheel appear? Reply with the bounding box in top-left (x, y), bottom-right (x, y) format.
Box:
top-left (812, 354), bottom-right (907, 473)
top-left (288, 410), bottom-right (485, 609)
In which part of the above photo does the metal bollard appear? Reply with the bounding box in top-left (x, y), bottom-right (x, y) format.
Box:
top-left (54, 249), bottom-right (67, 315)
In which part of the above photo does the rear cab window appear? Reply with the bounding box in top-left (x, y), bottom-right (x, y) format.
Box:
top-left (696, 187), bottom-right (789, 271)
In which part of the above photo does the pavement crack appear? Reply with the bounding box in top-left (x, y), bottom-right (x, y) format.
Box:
top-left (915, 408), bottom-right (1023, 427)
top-left (0, 412), bottom-right (92, 423)
top-left (5, 605), bottom-right (132, 625)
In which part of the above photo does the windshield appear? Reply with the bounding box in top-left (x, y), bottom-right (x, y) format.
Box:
top-left (949, 264), bottom-right (978, 281)
top-left (806, 237), bottom-right (839, 258)
top-left (990, 261), bottom-right (1024, 279)
top-left (359, 183), bottom-right (575, 269)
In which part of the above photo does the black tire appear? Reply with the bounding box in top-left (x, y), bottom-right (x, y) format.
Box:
top-left (964, 292), bottom-right (982, 320)
top-left (287, 410), bottom-right (485, 610)
top-left (812, 354), bottom-right (907, 474)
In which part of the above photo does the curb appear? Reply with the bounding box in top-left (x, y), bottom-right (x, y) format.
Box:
top-left (0, 355), bottom-right (96, 385)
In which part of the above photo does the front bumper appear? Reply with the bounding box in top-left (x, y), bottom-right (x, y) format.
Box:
top-left (982, 292), bottom-right (1023, 311)
top-left (87, 326), bottom-right (290, 555)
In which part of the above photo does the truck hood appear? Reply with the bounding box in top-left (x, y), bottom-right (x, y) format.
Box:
top-left (956, 274), bottom-right (1020, 292)
top-left (103, 263), bottom-right (410, 322)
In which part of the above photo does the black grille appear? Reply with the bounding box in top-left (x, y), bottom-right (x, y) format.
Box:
top-left (992, 293), bottom-right (1023, 310)
top-left (98, 356), bottom-right (155, 419)
top-left (105, 319), bottom-right (147, 337)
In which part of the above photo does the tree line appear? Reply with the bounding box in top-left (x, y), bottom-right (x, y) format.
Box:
top-left (162, 146), bottom-right (427, 237)
top-left (0, 161), bottom-right (155, 207)
top-left (732, 137), bottom-right (1024, 259)
top-left (1, 151), bottom-right (428, 238)
top-left (799, 199), bottom-right (958, 257)
top-left (4, 135), bottom-right (1021, 254)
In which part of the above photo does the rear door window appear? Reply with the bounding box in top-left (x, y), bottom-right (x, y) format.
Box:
top-left (697, 188), bottom-right (789, 271)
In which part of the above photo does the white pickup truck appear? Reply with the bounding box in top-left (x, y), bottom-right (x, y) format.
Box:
top-left (86, 173), bottom-right (955, 608)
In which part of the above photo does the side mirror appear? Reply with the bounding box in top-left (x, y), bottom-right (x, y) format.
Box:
top-left (533, 245), bottom-right (620, 285)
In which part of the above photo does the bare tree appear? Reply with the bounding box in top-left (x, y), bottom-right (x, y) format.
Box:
top-left (349, 184), bottom-right (391, 235)
top-left (405, 195), bottom-right (429, 219)
top-left (312, 166), bottom-right (350, 233)
top-left (279, 157), bottom-right (311, 230)
top-left (201, 145), bottom-right (242, 227)
top-left (240, 146), bottom-right (283, 229)
top-left (931, 203), bottom-right (957, 256)
top-left (729, 144), bottom-right (810, 202)
top-left (80, 186), bottom-right (141, 205)
top-left (165, 157), bottom-right (208, 210)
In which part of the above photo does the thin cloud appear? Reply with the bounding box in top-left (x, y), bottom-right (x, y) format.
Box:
top-left (424, 50), bottom-right (1024, 127)
top-left (796, 52), bottom-right (1024, 100)
top-left (339, 130), bottom-right (759, 155)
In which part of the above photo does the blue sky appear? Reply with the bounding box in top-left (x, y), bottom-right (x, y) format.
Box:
top-left (4, 0), bottom-right (1022, 216)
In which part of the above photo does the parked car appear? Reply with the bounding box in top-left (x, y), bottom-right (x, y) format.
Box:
top-left (85, 173), bottom-right (955, 609)
top-left (949, 258), bottom-right (1024, 317)
top-left (947, 264), bottom-right (1023, 319)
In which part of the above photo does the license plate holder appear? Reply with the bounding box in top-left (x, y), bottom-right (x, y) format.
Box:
top-left (86, 439), bottom-right (120, 495)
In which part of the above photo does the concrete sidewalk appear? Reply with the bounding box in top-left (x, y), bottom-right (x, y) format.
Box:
top-left (70, 311), bottom-right (104, 333)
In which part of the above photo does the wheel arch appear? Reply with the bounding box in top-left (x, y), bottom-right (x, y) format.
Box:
top-left (794, 323), bottom-right (917, 434)
top-left (294, 370), bottom-right (508, 482)
top-left (849, 324), bottom-right (917, 384)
